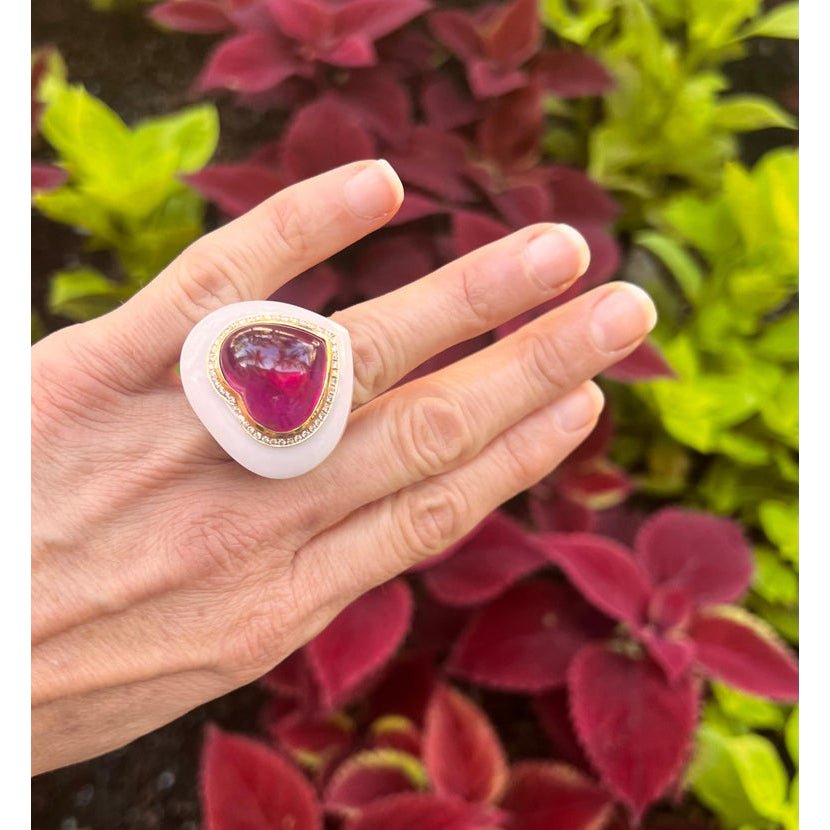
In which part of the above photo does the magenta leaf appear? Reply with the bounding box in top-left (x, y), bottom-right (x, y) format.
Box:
top-left (201, 726), bottom-right (322, 830)
top-left (449, 579), bottom-right (611, 692)
top-left (602, 340), bottom-right (676, 382)
top-left (389, 191), bottom-right (446, 225)
top-left (367, 649), bottom-right (437, 726)
top-left (347, 793), bottom-right (497, 830)
top-left (336, 68), bottom-right (413, 144)
top-left (325, 749), bottom-right (423, 816)
top-left (547, 166), bottom-right (619, 226)
top-left (266, 0), bottom-right (328, 44)
top-left (451, 211), bottom-right (511, 257)
top-left (186, 164), bottom-right (285, 216)
top-left (544, 534), bottom-right (652, 627)
top-left (634, 509), bottom-right (753, 607)
top-left (533, 50), bottom-right (614, 98)
top-left (568, 644), bottom-right (699, 819)
top-left (149, 0), bottom-right (233, 33)
top-left (271, 263), bottom-right (340, 311)
top-left (689, 608), bottom-right (798, 701)
top-left (639, 630), bottom-right (696, 684)
top-left (422, 511), bottom-right (546, 607)
top-left (484, 0), bottom-right (541, 69)
top-left (500, 762), bottom-right (613, 830)
top-left (478, 86), bottom-right (543, 173)
top-left (386, 127), bottom-right (475, 202)
top-left (31, 163), bottom-right (68, 193)
top-left (468, 60), bottom-right (528, 99)
top-left (197, 31), bottom-right (299, 93)
top-left (280, 96), bottom-right (377, 182)
top-left (307, 579), bottom-right (413, 710)
top-left (421, 72), bottom-right (481, 130)
top-left (423, 684), bottom-right (508, 804)
top-left (428, 11), bottom-right (479, 63)
top-left (336, 0), bottom-right (432, 44)
top-left (532, 690), bottom-right (591, 771)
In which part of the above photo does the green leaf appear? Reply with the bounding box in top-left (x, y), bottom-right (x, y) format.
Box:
top-left (758, 500), bottom-right (798, 564)
top-left (689, 726), bottom-right (788, 827)
top-left (39, 84), bottom-right (131, 183)
top-left (34, 186), bottom-right (117, 243)
top-left (739, 2), bottom-right (799, 39)
top-left (752, 548), bottom-right (798, 606)
top-left (712, 682), bottom-right (785, 730)
top-left (133, 103), bottom-right (219, 174)
top-left (714, 95), bottom-right (797, 131)
top-left (48, 267), bottom-right (132, 322)
top-left (756, 313), bottom-right (798, 362)
top-left (785, 707), bottom-right (798, 765)
top-left (635, 231), bottom-right (704, 301)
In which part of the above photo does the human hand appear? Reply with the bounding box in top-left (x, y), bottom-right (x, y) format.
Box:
top-left (32, 161), bottom-right (655, 773)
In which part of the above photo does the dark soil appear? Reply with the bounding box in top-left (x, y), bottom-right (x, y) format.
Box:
top-left (31, 2), bottom-right (797, 828)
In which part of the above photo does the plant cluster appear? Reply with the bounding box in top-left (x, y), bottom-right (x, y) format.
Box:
top-left (31, 0), bottom-right (798, 827)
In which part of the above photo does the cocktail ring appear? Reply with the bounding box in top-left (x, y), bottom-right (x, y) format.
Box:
top-left (180, 300), bottom-right (353, 479)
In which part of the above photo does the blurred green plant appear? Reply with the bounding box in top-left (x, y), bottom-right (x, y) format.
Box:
top-left (33, 72), bottom-right (218, 322)
top-left (625, 148), bottom-right (798, 643)
top-left (543, 0), bottom-right (797, 226)
top-left (689, 690), bottom-right (798, 830)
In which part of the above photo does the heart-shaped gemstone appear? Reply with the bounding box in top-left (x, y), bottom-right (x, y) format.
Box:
top-left (218, 323), bottom-right (330, 434)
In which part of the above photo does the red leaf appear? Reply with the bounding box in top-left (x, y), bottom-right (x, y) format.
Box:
top-left (149, 0), bottom-right (233, 33)
top-left (639, 630), bottom-right (696, 684)
top-left (449, 580), bottom-right (612, 692)
top-left (634, 509), bottom-right (753, 607)
top-left (556, 461), bottom-right (633, 511)
top-left (428, 10), bottom-right (479, 63)
top-left (389, 191), bottom-right (446, 225)
top-left (322, 34), bottom-right (376, 68)
top-left (353, 231), bottom-right (435, 298)
top-left (186, 164), bottom-right (285, 216)
top-left (421, 72), bottom-right (481, 130)
top-left (347, 793), bottom-right (496, 830)
top-left (260, 649), bottom-right (318, 704)
top-left (367, 649), bottom-right (437, 726)
top-left (547, 166), bottom-right (619, 226)
top-left (271, 263), bottom-right (340, 311)
top-left (451, 211), bottom-right (511, 257)
top-left (263, 703), bottom-right (354, 772)
top-left (31, 163), bottom-right (68, 193)
top-left (689, 608), bottom-right (798, 701)
top-left (533, 690), bottom-right (591, 771)
top-left (500, 762), bottom-right (613, 830)
top-left (267, 0), bottom-right (329, 43)
top-left (369, 716), bottom-right (423, 756)
top-left (197, 31), bottom-right (299, 93)
top-left (386, 126), bottom-right (475, 202)
top-left (484, 0), bottom-right (541, 68)
top-left (487, 176), bottom-right (552, 228)
top-left (307, 579), bottom-right (413, 710)
top-left (337, 0), bottom-right (432, 44)
top-left (478, 86), bottom-right (543, 173)
top-left (281, 96), bottom-right (377, 182)
top-left (325, 749), bottom-right (423, 816)
top-left (423, 685), bottom-right (508, 804)
top-left (534, 50), bottom-right (614, 98)
top-left (337, 68), bottom-right (413, 143)
top-left (422, 511), bottom-right (546, 607)
top-left (468, 60), bottom-right (528, 99)
top-left (201, 726), bottom-right (322, 830)
top-left (568, 644), bottom-right (699, 819)
top-left (544, 534), bottom-right (652, 627)
top-left (602, 340), bottom-right (675, 382)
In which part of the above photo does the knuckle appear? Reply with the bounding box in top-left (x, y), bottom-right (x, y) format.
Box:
top-left (264, 195), bottom-right (313, 262)
top-left (344, 314), bottom-right (397, 403)
top-left (457, 263), bottom-right (499, 329)
top-left (522, 329), bottom-right (572, 395)
top-left (172, 240), bottom-right (250, 323)
top-left (501, 425), bottom-right (546, 484)
top-left (397, 394), bottom-right (472, 478)
top-left (398, 481), bottom-right (468, 559)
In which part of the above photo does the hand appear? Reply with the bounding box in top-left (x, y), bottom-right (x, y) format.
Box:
top-left (32, 160), bottom-right (656, 773)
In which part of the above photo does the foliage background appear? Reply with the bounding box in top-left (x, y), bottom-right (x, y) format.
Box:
top-left (31, 1), bottom-right (797, 829)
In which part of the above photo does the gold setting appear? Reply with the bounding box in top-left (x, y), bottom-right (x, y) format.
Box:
top-left (207, 314), bottom-right (340, 447)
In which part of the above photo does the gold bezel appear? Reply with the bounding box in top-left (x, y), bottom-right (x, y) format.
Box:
top-left (207, 314), bottom-right (339, 447)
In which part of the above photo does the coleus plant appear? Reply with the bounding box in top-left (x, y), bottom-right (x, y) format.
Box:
top-left (197, 507), bottom-right (797, 827)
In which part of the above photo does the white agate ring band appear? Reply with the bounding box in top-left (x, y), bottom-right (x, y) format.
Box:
top-left (180, 300), bottom-right (353, 479)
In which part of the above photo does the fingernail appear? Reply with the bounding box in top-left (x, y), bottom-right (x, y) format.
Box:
top-left (589, 284), bottom-right (658, 352)
top-left (344, 159), bottom-right (403, 219)
top-left (553, 383), bottom-right (604, 432)
top-left (524, 224), bottom-right (591, 289)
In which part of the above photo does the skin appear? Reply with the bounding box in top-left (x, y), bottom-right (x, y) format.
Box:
top-left (32, 160), bottom-right (656, 774)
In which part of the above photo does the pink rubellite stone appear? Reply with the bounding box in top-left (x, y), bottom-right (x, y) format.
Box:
top-left (219, 323), bottom-right (329, 434)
